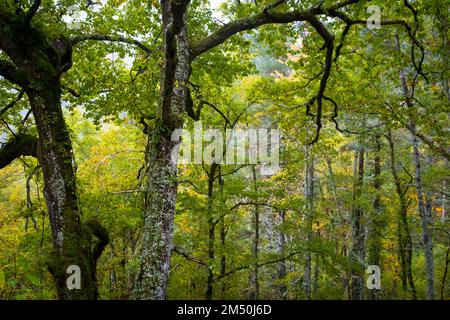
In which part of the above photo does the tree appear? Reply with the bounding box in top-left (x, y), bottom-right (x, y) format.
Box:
top-left (0, 1), bottom-right (109, 299)
top-left (135, 0), bottom-right (425, 300)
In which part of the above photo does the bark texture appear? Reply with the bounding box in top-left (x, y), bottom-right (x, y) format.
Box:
top-left (0, 9), bottom-right (108, 299)
top-left (135, 0), bottom-right (191, 300)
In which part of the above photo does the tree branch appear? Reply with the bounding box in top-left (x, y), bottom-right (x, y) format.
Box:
top-left (71, 35), bottom-right (153, 57)
top-left (189, 10), bottom-right (317, 59)
top-left (213, 250), bottom-right (302, 282)
top-left (0, 134), bottom-right (38, 169)
top-left (0, 89), bottom-right (25, 116)
top-left (0, 60), bottom-right (26, 86)
top-left (173, 246), bottom-right (208, 267)
top-left (404, 122), bottom-right (450, 162)
top-left (84, 218), bottom-right (109, 267)
top-left (25, 0), bottom-right (41, 25)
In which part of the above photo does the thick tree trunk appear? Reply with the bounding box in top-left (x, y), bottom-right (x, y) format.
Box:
top-left (0, 11), bottom-right (108, 299)
top-left (29, 86), bottom-right (104, 300)
top-left (135, 0), bottom-right (190, 300)
top-left (135, 127), bottom-right (178, 299)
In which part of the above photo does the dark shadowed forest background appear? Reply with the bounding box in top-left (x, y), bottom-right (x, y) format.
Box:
top-left (0, 0), bottom-right (449, 300)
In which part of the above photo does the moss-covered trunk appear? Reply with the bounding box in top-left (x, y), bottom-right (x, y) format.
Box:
top-left (28, 85), bottom-right (101, 299)
top-left (135, 126), bottom-right (178, 299)
top-left (135, 0), bottom-right (191, 300)
top-left (0, 11), bottom-right (108, 299)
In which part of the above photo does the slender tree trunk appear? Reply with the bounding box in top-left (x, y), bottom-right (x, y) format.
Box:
top-left (441, 180), bottom-right (447, 222)
top-left (277, 210), bottom-right (287, 298)
top-left (387, 130), bottom-right (417, 299)
top-left (350, 148), bottom-right (365, 300)
top-left (396, 33), bottom-right (435, 299)
top-left (249, 166), bottom-right (260, 300)
top-left (303, 145), bottom-right (314, 299)
top-left (411, 134), bottom-right (435, 299)
top-left (206, 163), bottom-right (219, 300)
top-left (440, 246), bottom-right (450, 300)
top-left (368, 136), bottom-right (383, 299)
top-left (218, 172), bottom-right (227, 299)
top-left (312, 224), bottom-right (320, 298)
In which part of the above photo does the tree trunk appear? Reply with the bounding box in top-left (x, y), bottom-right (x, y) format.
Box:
top-left (135, 0), bottom-right (190, 300)
top-left (303, 145), bottom-right (314, 299)
top-left (396, 33), bottom-right (434, 299)
top-left (0, 12), bottom-right (108, 299)
top-left (135, 128), bottom-right (179, 299)
top-left (387, 130), bottom-right (417, 299)
top-left (206, 163), bottom-right (219, 300)
top-left (249, 165), bottom-right (260, 300)
top-left (368, 136), bottom-right (383, 299)
top-left (277, 210), bottom-right (287, 298)
top-left (411, 134), bottom-right (435, 299)
top-left (350, 148), bottom-right (365, 300)
top-left (218, 172), bottom-right (227, 299)
top-left (29, 86), bottom-right (103, 300)
top-left (312, 223), bottom-right (320, 298)
top-left (440, 246), bottom-right (449, 300)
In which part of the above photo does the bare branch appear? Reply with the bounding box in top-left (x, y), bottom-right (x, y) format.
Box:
top-left (173, 246), bottom-right (208, 267)
top-left (213, 250), bottom-right (302, 282)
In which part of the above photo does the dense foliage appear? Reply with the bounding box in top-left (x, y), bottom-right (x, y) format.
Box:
top-left (0, 0), bottom-right (448, 300)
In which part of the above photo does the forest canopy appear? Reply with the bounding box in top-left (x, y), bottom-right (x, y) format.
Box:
top-left (0, 0), bottom-right (449, 300)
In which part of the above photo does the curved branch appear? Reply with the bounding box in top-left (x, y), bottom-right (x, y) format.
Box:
top-left (190, 10), bottom-right (316, 59)
top-left (71, 35), bottom-right (153, 57)
top-left (84, 218), bottom-right (109, 267)
top-left (189, 0), bottom-right (361, 59)
top-left (173, 246), bottom-right (207, 267)
top-left (404, 122), bottom-right (450, 162)
top-left (0, 133), bottom-right (38, 169)
top-left (0, 60), bottom-right (27, 86)
top-left (0, 89), bottom-right (25, 116)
